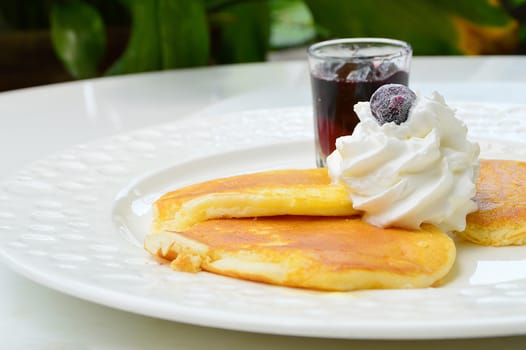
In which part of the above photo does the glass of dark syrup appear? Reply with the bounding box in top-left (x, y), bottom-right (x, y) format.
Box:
top-left (308, 38), bottom-right (412, 167)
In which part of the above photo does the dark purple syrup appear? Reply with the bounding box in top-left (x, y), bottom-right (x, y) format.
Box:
top-left (311, 63), bottom-right (409, 161)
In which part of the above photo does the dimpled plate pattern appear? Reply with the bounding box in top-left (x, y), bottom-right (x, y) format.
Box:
top-left (1, 105), bottom-right (526, 340)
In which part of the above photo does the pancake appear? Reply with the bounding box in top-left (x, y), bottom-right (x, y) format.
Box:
top-left (153, 168), bottom-right (358, 232)
top-left (144, 216), bottom-right (456, 291)
top-left (457, 159), bottom-right (526, 246)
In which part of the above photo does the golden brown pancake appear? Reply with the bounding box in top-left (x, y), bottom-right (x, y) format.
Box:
top-left (458, 159), bottom-right (526, 246)
top-left (153, 168), bottom-right (358, 232)
top-left (144, 216), bottom-right (456, 291)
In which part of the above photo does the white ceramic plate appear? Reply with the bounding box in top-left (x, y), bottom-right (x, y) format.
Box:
top-left (1, 106), bottom-right (526, 340)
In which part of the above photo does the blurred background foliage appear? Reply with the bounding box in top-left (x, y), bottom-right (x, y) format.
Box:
top-left (0, 0), bottom-right (525, 90)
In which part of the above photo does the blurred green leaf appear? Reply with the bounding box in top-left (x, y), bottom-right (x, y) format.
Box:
top-left (158, 0), bottom-right (209, 68)
top-left (270, 0), bottom-right (316, 48)
top-left (203, 0), bottom-right (235, 11)
top-left (50, 0), bottom-right (106, 79)
top-left (304, 0), bottom-right (517, 55)
top-left (41, 0), bottom-right (523, 82)
top-left (437, 0), bottom-right (513, 24)
top-left (213, 1), bottom-right (270, 63)
top-left (506, 0), bottom-right (526, 7)
top-left (106, 0), bottom-right (161, 75)
top-left (107, 0), bottom-right (209, 75)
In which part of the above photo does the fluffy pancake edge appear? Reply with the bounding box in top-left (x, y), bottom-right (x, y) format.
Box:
top-left (145, 218), bottom-right (456, 291)
top-left (457, 159), bottom-right (526, 246)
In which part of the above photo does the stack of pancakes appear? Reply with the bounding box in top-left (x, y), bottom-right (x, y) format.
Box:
top-left (144, 159), bottom-right (526, 291)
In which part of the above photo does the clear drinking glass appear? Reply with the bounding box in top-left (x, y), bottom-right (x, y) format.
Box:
top-left (308, 38), bottom-right (412, 167)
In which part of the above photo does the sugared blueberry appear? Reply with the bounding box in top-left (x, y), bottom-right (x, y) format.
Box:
top-left (370, 84), bottom-right (416, 125)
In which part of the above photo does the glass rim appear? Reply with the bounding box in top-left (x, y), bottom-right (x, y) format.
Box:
top-left (307, 38), bottom-right (412, 61)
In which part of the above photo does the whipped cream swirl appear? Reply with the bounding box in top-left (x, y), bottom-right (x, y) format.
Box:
top-left (327, 91), bottom-right (480, 232)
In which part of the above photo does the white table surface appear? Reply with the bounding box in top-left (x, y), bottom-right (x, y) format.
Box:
top-left (1, 56), bottom-right (526, 349)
